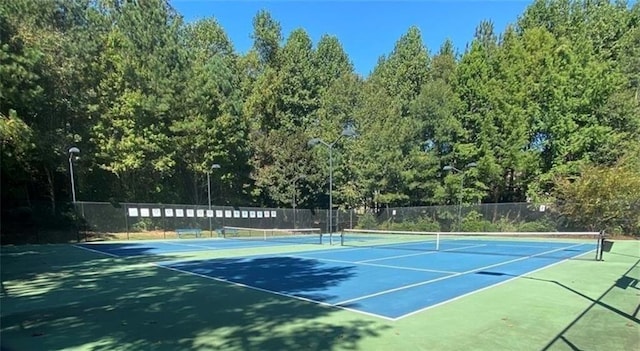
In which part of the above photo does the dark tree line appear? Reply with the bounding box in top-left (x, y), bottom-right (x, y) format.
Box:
top-left (2, 0), bottom-right (639, 233)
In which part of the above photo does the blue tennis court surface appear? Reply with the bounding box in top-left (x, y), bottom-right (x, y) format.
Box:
top-left (150, 238), bottom-right (597, 320)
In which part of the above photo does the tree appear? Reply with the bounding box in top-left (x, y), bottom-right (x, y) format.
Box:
top-left (250, 130), bottom-right (316, 207)
top-left (277, 28), bottom-right (319, 131)
top-left (314, 35), bottom-right (353, 91)
top-left (251, 10), bottom-right (282, 67)
top-left (0, 0), bottom-right (107, 206)
top-left (90, 0), bottom-right (184, 202)
top-left (554, 150), bottom-right (640, 234)
top-left (0, 110), bottom-right (35, 203)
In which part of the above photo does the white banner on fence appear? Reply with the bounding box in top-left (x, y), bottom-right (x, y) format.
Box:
top-left (176, 209), bottom-right (184, 217)
top-left (186, 209), bottom-right (195, 217)
top-left (165, 208), bottom-right (174, 217)
top-left (128, 208), bottom-right (139, 217)
top-left (206, 210), bottom-right (214, 218)
top-left (152, 208), bottom-right (162, 217)
top-left (140, 208), bottom-right (150, 217)
top-left (196, 209), bottom-right (205, 217)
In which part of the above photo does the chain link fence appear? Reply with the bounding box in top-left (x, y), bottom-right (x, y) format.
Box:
top-left (352, 202), bottom-right (638, 235)
top-left (74, 201), bottom-right (612, 240)
top-left (360, 203), bottom-right (569, 232)
top-left (76, 201), bottom-right (334, 241)
top-left (2, 200), bottom-right (637, 243)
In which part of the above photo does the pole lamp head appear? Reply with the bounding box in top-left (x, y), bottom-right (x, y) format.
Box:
top-left (341, 125), bottom-right (358, 138)
top-left (308, 138), bottom-right (322, 147)
top-left (68, 147), bottom-right (80, 160)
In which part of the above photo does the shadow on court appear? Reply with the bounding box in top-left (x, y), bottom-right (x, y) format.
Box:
top-left (163, 256), bottom-right (357, 300)
top-left (0, 245), bottom-right (388, 351)
top-left (476, 257), bottom-right (640, 351)
top-left (80, 242), bottom-right (168, 256)
top-left (475, 266), bottom-right (640, 325)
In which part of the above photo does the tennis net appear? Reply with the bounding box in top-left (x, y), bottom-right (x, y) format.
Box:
top-left (222, 226), bottom-right (323, 245)
top-left (340, 229), bottom-right (604, 260)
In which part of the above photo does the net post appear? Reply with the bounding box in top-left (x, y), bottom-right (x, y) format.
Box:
top-left (340, 229), bottom-right (344, 246)
top-left (596, 230), bottom-right (605, 261)
top-left (436, 232), bottom-right (440, 251)
top-left (595, 231), bottom-right (601, 261)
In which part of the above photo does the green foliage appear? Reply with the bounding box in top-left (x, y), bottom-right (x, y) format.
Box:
top-left (251, 10), bottom-right (282, 66)
top-left (460, 211), bottom-right (499, 232)
top-left (554, 154), bottom-right (640, 235)
top-left (356, 212), bottom-right (378, 230)
top-left (131, 218), bottom-right (154, 232)
top-left (2, 0), bottom-right (639, 243)
top-left (0, 109), bottom-right (34, 167)
top-left (516, 218), bottom-right (557, 232)
top-left (380, 217), bottom-right (441, 232)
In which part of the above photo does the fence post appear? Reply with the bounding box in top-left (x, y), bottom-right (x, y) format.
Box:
top-left (124, 204), bottom-right (129, 240)
top-left (163, 204), bottom-right (166, 239)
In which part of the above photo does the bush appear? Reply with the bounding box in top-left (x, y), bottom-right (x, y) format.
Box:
top-left (131, 218), bottom-right (153, 232)
top-left (460, 211), bottom-right (499, 232)
top-left (554, 160), bottom-right (640, 237)
top-left (516, 219), bottom-right (557, 232)
top-left (356, 212), bottom-right (378, 229)
top-left (379, 216), bottom-right (441, 232)
top-left (494, 218), bottom-right (518, 232)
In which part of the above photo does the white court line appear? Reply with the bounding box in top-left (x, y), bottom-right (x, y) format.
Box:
top-left (73, 241), bottom-right (594, 321)
top-left (74, 241), bottom-right (217, 257)
top-left (357, 244), bottom-right (487, 263)
top-left (334, 242), bottom-right (590, 306)
top-left (73, 244), bottom-right (121, 258)
top-left (73, 239), bottom-right (347, 259)
top-left (444, 241), bottom-right (587, 249)
top-left (71, 243), bottom-right (396, 320)
top-left (395, 248), bottom-right (597, 320)
top-left (158, 241), bottom-right (219, 250)
top-left (286, 254), bottom-right (458, 275)
top-left (155, 263), bottom-right (396, 321)
top-left (356, 250), bottom-right (438, 263)
top-left (352, 240), bottom-right (438, 251)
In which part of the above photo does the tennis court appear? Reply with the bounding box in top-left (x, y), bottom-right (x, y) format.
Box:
top-left (77, 229), bottom-right (601, 320)
top-left (2, 229), bottom-right (638, 351)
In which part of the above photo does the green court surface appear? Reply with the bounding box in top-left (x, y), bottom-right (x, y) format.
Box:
top-left (1, 240), bottom-right (638, 351)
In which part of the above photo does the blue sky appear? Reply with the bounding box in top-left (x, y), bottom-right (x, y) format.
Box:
top-left (170, 1), bottom-right (533, 76)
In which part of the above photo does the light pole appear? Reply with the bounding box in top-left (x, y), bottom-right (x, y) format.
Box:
top-left (68, 147), bottom-right (80, 203)
top-left (207, 164), bottom-right (221, 235)
top-left (309, 125), bottom-right (357, 238)
top-left (443, 162), bottom-right (477, 231)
